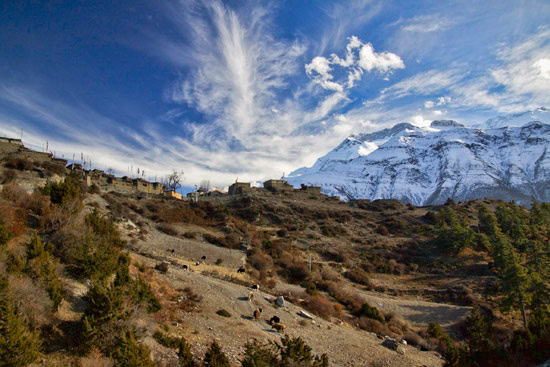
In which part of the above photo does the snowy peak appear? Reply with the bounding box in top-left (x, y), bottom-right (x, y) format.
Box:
top-left (287, 109), bottom-right (550, 206)
top-left (430, 120), bottom-right (464, 129)
top-left (480, 107), bottom-right (549, 129)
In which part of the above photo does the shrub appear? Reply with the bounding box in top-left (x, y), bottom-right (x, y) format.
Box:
top-left (376, 224), bottom-right (389, 236)
top-left (216, 309), bottom-right (231, 318)
top-left (280, 335), bottom-right (329, 367)
top-left (155, 262), bottom-right (169, 273)
top-left (302, 294), bottom-right (339, 320)
top-left (344, 268), bottom-right (374, 288)
top-left (128, 277), bottom-right (161, 313)
top-left (111, 330), bottom-right (154, 367)
top-left (4, 157), bottom-right (33, 171)
top-left (242, 339), bottom-right (278, 367)
top-left (25, 234), bottom-right (64, 309)
top-left (203, 340), bottom-right (230, 367)
top-left (0, 220), bottom-right (11, 248)
top-left (356, 302), bottom-right (385, 323)
top-left (403, 331), bottom-right (424, 347)
top-left (153, 330), bottom-right (180, 349)
top-left (157, 224), bottom-right (178, 236)
top-left (215, 258), bottom-right (223, 265)
top-left (0, 276), bottom-right (42, 367)
top-left (8, 275), bottom-right (53, 329)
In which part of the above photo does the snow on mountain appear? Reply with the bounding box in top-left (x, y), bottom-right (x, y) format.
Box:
top-left (287, 109), bottom-right (550, 206)
top-left (475, 107), bottom-right (549, 129)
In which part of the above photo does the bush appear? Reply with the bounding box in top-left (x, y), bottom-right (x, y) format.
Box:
top-left (302, 294), bottom-right (339, 320)
top-left (128, 277), bottom-right (161, 313)
top-left (403, 331), bottom-right (424, 347)
top-left (356, 302), bottom-right (385, 323)
top-left (111, 330), bottom-right (154, 367)
top-left (203, 340), bottom-right (230, 367)
top-left (0, 220), bottom-right (11, 248)
top-left (155, 262), bottom-right (169, 273)
top-left (216, 309), bottom-right (231, 318)
top-left (280, 335), bottom-right (329, 367)
top-left (157, 224), bottom-right (178, 236)
top-left (4, 157), bottom-right (33, 171)
top-left (345, 268), bottom-right (373, 289)
top-left (0, 276), bottom-right (42, 367)
top-left (153, 330), bottom-right (180, 349)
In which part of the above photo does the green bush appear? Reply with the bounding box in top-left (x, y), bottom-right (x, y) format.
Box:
top-left (204, 340), bottom-right (230, 367)
top-left (111, 330), bottom-right (154, 367)
top-left (216, 309), bottom-right (231, 318)
top-left (128, 277), bottom-right (161, 313)
top-left (0, 220), bottom-right (11, 248)
top-left (356, 302), bottom-right (385, 323)
top-left (280, 335), bottom-right (329, 367)
top-left (152, 331), bottom-right (196, 366)
top-left (0, 276), bottom-right (42, 367)
top-left (241, 339), bottom-right (278, 367)
top-left (25, 234), bottom-right (64, 309)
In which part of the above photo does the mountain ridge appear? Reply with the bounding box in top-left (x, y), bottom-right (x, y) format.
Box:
top-left (287, 108), bottom-right (550, 206)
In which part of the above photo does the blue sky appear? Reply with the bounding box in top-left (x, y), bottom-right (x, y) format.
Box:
top-left (1, 0), bottom-right (549, 188)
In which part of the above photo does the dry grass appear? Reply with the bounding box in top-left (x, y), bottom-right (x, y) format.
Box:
top-left (8, 275), bottom-right (53, 329)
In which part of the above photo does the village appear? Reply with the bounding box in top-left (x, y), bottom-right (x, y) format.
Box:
top-left (0, 136), bottom-right (324, 201)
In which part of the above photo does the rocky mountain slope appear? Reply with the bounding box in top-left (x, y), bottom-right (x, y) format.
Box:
top-left (287, 108), bottom-right (550, 205)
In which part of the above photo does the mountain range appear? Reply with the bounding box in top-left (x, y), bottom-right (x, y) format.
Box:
top-left (286, 108), bottom-right (550, 206)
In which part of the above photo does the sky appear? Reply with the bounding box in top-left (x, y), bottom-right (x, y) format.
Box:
top-left (1, 0), bottom-right (549, 189)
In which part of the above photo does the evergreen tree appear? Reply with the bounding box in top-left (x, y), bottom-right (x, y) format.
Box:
top-left (177, 337), bottom-right (196, 367)
top-left (203, 340), bottom-right (230, 367)
top-left (0, 276), bottom-right (42, 367)
top-left (111, 330), bottom-right (154, 367)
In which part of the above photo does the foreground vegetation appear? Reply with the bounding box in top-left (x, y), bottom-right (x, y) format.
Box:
top-left (0, 157), bottom-right (548, 366)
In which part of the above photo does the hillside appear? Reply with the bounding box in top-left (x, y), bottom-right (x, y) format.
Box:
top-left (0, 148), bottom-right (549, 367)
top-left (287, 108), bottom-right (550, 205)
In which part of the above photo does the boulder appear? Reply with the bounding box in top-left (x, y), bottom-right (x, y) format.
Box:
top-left (298, 310), bottom-right (315, 319)
top-left (276, 296), bottom-right (285, 307)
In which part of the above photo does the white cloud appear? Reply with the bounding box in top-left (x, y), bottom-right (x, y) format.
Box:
top-left (533, 58), bottom-right (550, 79)
top-left (402, 15), bottom-right (455, 33)
top-left (424, 100), bottom-right (435, 108)
top-left (305, 36), bottom-right (404, 91)
top-left (381, 69), bottom-right (462, 99)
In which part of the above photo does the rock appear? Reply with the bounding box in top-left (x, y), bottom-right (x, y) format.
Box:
top-left (298, 310), bottom-right (315, 319)
top-left (382, 337), bottom-right (399, 351)
top-left (537, 360), bottom-right (550, 367)
top-left (276, 296), bottom-right (285, 307)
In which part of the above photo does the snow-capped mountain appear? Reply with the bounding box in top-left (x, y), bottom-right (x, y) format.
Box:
top-left (287, 109), bottom-right (550, 206)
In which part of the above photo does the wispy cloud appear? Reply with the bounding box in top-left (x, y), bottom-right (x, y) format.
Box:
top-left (401, 14), bottom-right (456, 33)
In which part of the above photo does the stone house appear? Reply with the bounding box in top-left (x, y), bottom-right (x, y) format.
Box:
top-left (228, 182), bottom-right (251, 195)
top-left (263, 179), bottom-right (293, 192)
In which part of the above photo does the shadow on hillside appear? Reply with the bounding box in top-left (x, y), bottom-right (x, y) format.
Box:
top-left (400, 303), bottom-right (471, 326)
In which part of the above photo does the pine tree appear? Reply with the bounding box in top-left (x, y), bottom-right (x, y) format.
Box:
top-left (0, 276), bottom-right (42, 367)
top-left (177, 337), bottom-right (196, 367)
top-left (111, 330), bottom-right (154, 367)
top-left (203, 340), bottom-right (230, 367)
top-left (463, 306), bottom-right (492, 360)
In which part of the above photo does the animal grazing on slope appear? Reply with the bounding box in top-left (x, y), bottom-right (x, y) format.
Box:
top-left (251, 284), bottom-right (260, 291)
top-left (271, 323), bottom-right (286, 333)
top-left (237, 267), bottom-right (246, 273)
top-left (195, 262), bottom-right (200, 266)
top-left (182, 264), bottom-right (188, 270)
top-left (171, 249), bottom-right (175, 256)
top-left (201, 255), bottom-right (206, 261)
top-left (253, 308), bottom-right (262, 319)
top-left (269, 316), bottom-right (280, 325)
top-left (248, 292), bottom-right (254, 301)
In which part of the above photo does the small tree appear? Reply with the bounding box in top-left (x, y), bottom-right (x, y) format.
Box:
top-left (0, 276), bottom-right (42, 367)
top-left (203, 340), bottom-right (230, 367)
top-left (111, 330), bottom-right (154, 367)
top-left (165, 170), bottom-right (184, 192)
